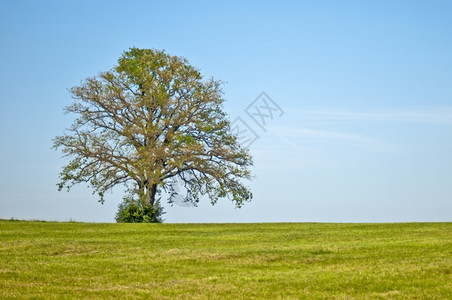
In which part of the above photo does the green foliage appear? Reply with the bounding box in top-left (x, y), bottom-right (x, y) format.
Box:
top-left (115, 197), bottom-right (164, 223)
top-left (53, 47), bottom-right (254, 218)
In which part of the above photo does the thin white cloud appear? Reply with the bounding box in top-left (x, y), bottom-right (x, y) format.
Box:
top-left (267, 127), bottom-right (397, 152)
top-left (253, 106), bottom-right (452, 155)
top-left (278, 128), bottom-right (375, 142)
top-left (304, 108), bottom-right (452, 125)
top-left (267, 126), bottom-right (382, 144)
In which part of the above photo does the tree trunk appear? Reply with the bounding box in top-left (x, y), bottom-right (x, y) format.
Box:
top-left (145, 182), bottom-right (157, 206)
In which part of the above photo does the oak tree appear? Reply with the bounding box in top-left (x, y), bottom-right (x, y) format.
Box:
top-left (53, 48), bottom-right (253, 222)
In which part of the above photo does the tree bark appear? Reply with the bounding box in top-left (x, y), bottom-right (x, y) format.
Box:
top-left (145, 182), bottom-right (157, 206)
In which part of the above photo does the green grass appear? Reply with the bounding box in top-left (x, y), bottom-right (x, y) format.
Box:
top-left (1, 221), bottom-right (451, 299)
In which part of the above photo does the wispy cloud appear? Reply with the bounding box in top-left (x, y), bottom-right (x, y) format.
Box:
top-left (276, 128), bottom-right (375, 142)
top-left (268, 127), bottom-right (390, 149)
top-left (304, 107), bottom-right (452, 125)
top-left (256, 106), bottom-right (452, 154)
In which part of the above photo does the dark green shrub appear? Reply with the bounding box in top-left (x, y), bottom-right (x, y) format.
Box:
top-left (115, 197), bottom-right (165, 223)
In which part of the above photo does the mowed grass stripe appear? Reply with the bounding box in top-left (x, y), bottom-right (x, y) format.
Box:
top-left (1, 221), bottom-right (451, 299)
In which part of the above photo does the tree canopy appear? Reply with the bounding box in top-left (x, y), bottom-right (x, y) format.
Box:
top-left (53, 48), bottom-right (253, 222)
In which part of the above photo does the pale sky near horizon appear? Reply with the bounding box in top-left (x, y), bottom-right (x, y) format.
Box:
top-left (1, 0), bottom-right (451, 222)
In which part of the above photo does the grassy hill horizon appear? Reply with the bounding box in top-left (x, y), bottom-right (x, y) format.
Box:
top-left (1, 220), bottom-right (451, 299)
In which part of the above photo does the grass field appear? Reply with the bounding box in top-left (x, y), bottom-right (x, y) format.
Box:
top-left (0, 220), bottom-right (451, 299)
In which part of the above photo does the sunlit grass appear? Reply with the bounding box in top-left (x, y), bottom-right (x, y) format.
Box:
top-left (1, 220), bottom-right (451, 299)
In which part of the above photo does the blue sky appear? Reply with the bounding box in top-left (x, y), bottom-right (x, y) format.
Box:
top-left (0, 0), bottom-right (451, 222)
